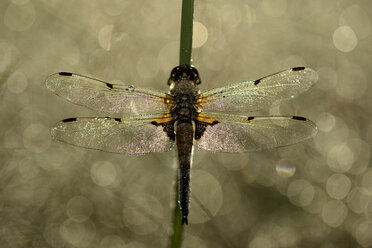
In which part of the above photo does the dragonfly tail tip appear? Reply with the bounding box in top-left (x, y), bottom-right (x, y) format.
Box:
top-left (181, 216), bottom-right (188, 225)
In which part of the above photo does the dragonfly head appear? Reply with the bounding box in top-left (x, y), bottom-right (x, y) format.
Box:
top-left (168, 64), bottom-right (201, 86)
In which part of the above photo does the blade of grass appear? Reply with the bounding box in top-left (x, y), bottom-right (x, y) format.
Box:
top-left (169, 0), bottom-right (194, 247)
top-left (169, 170), bottom-right (184, 248)
top-left (179, 0), bottom-right (194, 65)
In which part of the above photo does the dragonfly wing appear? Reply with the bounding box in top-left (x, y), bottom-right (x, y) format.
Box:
top-left (51, 115), bottom-right (174, 155)
top-left (46, 72), bottom-right (171, 115)
top-left (197, 67), bottom-right (318, 113)
top-left (195, 113), bottom-right (317, 153)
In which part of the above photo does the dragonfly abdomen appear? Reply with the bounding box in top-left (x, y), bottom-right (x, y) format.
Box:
top-left (175, 121), bottom-right (194, 224)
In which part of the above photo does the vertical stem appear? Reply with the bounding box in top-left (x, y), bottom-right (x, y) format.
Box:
top-left (169, 171), bottom-right (184, 248)
top-left (179, 0), bottom-right (194, 65)
top-left (169, 0), bottom-right (194, 247)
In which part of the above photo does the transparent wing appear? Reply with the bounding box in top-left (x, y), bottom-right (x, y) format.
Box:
top-left (45, 72), bottom-right (172, 115)
top-left (51, 115), bottom-right (174, 155)
top-left (197, 67), bottom-right (318, 113)
top-left (195, 113), bottom-right (317, 153)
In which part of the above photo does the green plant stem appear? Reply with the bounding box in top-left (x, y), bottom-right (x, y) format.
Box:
top-left (169, 0), bottom-right (194, 247)
top-left (169, 171), bottom-right (183, 248)
top-left (179, 0), bottom-right (194, 65)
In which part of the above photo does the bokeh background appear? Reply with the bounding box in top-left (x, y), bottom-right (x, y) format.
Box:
top-left (1, 0), bottom-right (372, 247)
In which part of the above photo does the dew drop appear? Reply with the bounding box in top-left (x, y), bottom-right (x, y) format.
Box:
top-left (287, 179), bottom-right (314, 207)
top-left (321, 200), bottom-right (348, 227)
top-left (66, 196), bottom-right (93, 223)
top-left (326, 173), bottom-right (351, 199)
top-left (333, 26), bottom-right (358, 52)
top-left (276, 159), bottom-right (296, 177)
top-left (193, 22), bottom-right (208, 48)
top-left (7, 71), bottom-right (28, 94)
top-left (249, 236), bottom-right (272, 248)
top-left (316, 112), bottom-right (336, 132)
top-left (4, 2), bottom-right (36, 32)
top-left (347, 187), bottom-right (370, 214)
top-left (60, 219), bottom-right (96, 247)
top-left (100, 235), bottom-right (125, 248)
top-left (355, 221), bottom-right (372, 247)
top-left (90, 161), bottom-right (117, 187)
top-left (98, 24), bottom-right (114, 51)
top-left (103, 0), bottom-right (128, 16)
top-left (23, 123), bottom-right (51, 153)
top-left (127, 85), bottom-right (135, 92)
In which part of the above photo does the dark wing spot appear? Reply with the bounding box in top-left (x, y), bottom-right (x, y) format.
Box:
top-left (254, 79), bottom-right (260, 85)
top-left (114, 118), bottom-right (121, 122)
top-left (292, 67), bottom-right (305, 71)
top-left (59, 72), bottom-right (72, 76)
top-left (152, 121), bottom-right (175, 140)
top-left (292, 116), bottom-right (307, 121)
top-left (194, 120), bottom-right (219, 139)
top-left (247, 116), bottom-right (254, 121)
top-left (62, 117), bottom-right (77, 122)
top-left (106, 83), bottom-right (113, 89)
top-left (162, 121), bottom-right (175, 141)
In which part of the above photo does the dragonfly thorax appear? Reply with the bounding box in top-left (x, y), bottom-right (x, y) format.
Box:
top-left (169, 80), bottom-right (199, 96)
top-left (171, 87), bottom-right (199, 121)
top-left (172, 96), bottom-right (198, 121)
top-left (169, 73), bottom-right (200, 122)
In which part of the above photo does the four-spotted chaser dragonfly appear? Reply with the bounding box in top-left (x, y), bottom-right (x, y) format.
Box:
top-left (45, 65), bottom-right (318, 224)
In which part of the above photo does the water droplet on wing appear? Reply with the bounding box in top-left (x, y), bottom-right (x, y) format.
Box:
top-left (276, 159), bottom-right (296, 177)
top-left (127, 85), bottom-right (135, 92)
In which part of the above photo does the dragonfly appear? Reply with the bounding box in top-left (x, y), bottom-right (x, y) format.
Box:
top-left (45, 65), bottom-right (318, 224)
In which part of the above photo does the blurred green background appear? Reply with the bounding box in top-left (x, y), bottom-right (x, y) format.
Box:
top-left (1, 0), bottom-right (372, 247)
